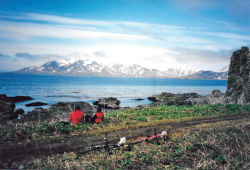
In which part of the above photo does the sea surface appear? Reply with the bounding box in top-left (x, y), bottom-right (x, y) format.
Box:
top-left (0, 74), bottom-right (228, 113)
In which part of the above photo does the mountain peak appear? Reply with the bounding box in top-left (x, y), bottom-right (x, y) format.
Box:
top-left (14, 59), bottom-right (228, 79)
top-left (57, 59), bottom-right (78, 66)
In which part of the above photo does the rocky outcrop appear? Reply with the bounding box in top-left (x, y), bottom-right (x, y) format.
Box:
top-left (25, 102), bottom-right (48, 107)
top-left (134, 103), bottom-right (157, 110)
top-left (0, 94), bottom-right (16, 121)
top-left (93, 97), bottom-right (121, 109)
top-left (0, 94), bottom-right (29, 122)
top-left (12, 108), bottom-right (25, 119)
top-left (185, 90), bottom-right (232, 105)
top-left (225, 47), bottom-right (250, 104)
top-left (148, 92), bottom-right (201, 106)
top-left (21, 102), bottom-right (95, 122)
top-left (7, 96), bottom-right (33, 103)
top-left (135, 98), bottom-right (144, 101)
top-left (145, 47), bottom-right (250, 107)
top-left (184, 47), bottom-right (250, 105)
top-left (144, 90), bottom-right (233, 108)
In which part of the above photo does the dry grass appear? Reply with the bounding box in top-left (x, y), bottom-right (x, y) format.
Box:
top-left (18, 118), bottom-right (250, 169)
top-left (2, 103), bottom-right (250, 146)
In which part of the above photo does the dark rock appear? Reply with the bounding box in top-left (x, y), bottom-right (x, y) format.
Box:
top-left (134, 104), bottom-right (156, 110)
top-left (93, 97), bottom-right (121, 109)
top-left (134, 47), bottom-right (250, 108)
top-left (14, 108), bottom-right (25, 115)
top-left (184, 90), bottom-right (231, 105)
top-left (122, 106), bottom-right (133, 110)
top-left (10, 108), bottom-right (25, 119)
top-left (0, 94), bottom-right (16, 121)
top-left (148, 92), bottom-right (201, 106)
top-left (135, 98), bottom-right (144, 100)
top-left (211, 89), bottom-right (224, 97)
top-left (0, 94), bottom-right (7, 100)
top-left (46, 95), bottom-right (81, 98)
top-left (107, 104), bottom-right (121, 109)
top-left (143, 90), bottom-right (232, 108)
top-left (25, 102), bottom-right (48, 107)
top-left (183, 47), bottom-right (250, 105)
top-left (21, 102), bottom-right (95, 122)
top-left (225, 47), bottom-right (250, 104)
top-left (7, 96), bottom-right (33, 103)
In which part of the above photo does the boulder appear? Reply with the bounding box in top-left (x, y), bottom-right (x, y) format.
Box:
top-left (21, 102), bottom-right (95, 122)
top-left (10, 108), bottom-right (25, 119)
top-left (225, 47), bottom-right (250, 104)
top-left (0, 94), bottom-right (16, 121)
top-left (136, 47), bottom-right (250, 109)
top-left (135, 98), bottom-right (144, 101)
top-left (184, 90), bottom-right (232, 105)
top-left (183, 47), bottom-right (250, 105)
top-left (25, 102), bottom-right (48, 107)
top-left (93, 97), bottom-right (121, 109)
top-left (134, 104), bottom-right (156, 110)
top-left (107, 104), bottom-right (121, 109)
top-left (211, 89), bottom-right (224, 98)
top-left (7, 96), bottom-right (33, 103)
top-left (148, 92), bottom-right (201, 106)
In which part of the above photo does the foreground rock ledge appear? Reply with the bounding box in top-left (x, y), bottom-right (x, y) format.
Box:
top-left (0, 94), bottom-right (25, 122)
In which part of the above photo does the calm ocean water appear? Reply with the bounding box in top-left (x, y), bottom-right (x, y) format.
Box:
top-left (0, 74), bottom-right (228, 113)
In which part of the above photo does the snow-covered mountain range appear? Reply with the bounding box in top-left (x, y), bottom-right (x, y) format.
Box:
top-left (15, 59), bottom-right (228, 79)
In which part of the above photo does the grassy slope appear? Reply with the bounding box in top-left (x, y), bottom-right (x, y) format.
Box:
top-left (1, 103), bottom-right (250, 145)
top-left (2, 103), bottom-right (250, 169)
top-left (27, 118), bottom-right (250, 169)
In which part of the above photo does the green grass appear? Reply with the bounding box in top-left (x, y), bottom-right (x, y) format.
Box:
top-left (27, 121), bottom-right (250, 169)
top-left (1, 103), bottom-right (250, 144)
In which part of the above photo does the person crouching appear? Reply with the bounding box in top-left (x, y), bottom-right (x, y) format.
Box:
top-left (68, 106), bottom-right (84, 125)
top-left (93, 106), bottom-right (104, 123)
top-left (85, 106), bottom-right (104, 123)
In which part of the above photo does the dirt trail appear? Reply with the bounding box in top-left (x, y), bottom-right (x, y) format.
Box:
top-left (2, 113), bottom-right (250, 165)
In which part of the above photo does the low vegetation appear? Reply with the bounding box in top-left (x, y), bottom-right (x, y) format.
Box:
top-left (26, 120), bottom-right (250, 169)
top-left (1, 103), bottom-right (250, 145)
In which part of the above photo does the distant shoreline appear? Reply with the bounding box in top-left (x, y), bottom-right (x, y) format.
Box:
top-left (0, 72), bottom-right (228, 80)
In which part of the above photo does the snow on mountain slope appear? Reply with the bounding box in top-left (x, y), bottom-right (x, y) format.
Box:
top-left (163, 68), bottom-right (197, 77)
top-left (16, 59), bottom-right (199, 78)
top-left (57, 59), bottom-right (78, 66)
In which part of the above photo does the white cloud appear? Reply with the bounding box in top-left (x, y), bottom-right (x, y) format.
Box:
top-left (0, 12), bottom-right (249, 46)
top-left (0, 43), bottom-right (236, 72)
top-left (0, 20), bottom-right (150, 41)
top-left (192, 31), bottom-right (250, 41)
top-left (0, 12), bottom-right (249, 72)
top-left (24, 13), bottom-right (113, 26)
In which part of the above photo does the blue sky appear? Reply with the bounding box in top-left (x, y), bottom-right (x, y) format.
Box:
top-left (0, 0), bottom-right (249, 71)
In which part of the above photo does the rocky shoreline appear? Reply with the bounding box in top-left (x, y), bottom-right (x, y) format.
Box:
top-left (0, 90), bottom-right (232, 123)
top-left (1, 47), bottom-right (249, 123)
